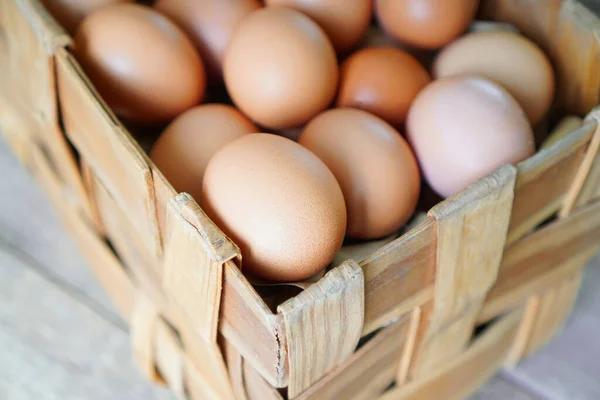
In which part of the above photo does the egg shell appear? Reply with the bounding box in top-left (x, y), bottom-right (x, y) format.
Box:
top-left (202, 134), bottom-right (347, 282)
top-left (264, 0), bottom-right (372, 54)
top-left (299, 109), bottom-right (420, 240)
top-left (375, 0), bottom-right (479, 49)
top-left (150, 105), bottom-right (258, 202)
top-left (74, 4), bottom-right (206, 124)
top-left (154, 0), bottom-right (261, 84)
top-left (433, 31), bottom-right (555, 125)
top-left (41, 0), bottom-right (133, 33)
top-left (337, 47), bottom-right (431, 128)
top-left (224, 7), bottom-right (338, 130)
top-left (407, 77), bottom-right (535, 198)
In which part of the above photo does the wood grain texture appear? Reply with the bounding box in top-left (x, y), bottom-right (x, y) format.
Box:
top-left (243, 359), bottom-right (284, 400)
top-left (162, 193), bottom-right (238, 399)
top-left (295, 314), bottom-right (411, 400)
top-left (481, 198), bottom-right (600, 323)
top-left (0, 249), bottom-right (175, 400)
top-left (130, 292), bottom-right (161, 384)
top-left (163, 193), bottom-right (238, 342)
top-left (222, 337), bottom-right (248, 400)
top-left (279, 261), bottom-right (364, 398)
top-left (503, 256), bottom-right (600, 400)
top-left (0, 138), bottom-right (115, 315)
top-left (508, 121), bottom-right (595, 244)
top-left (55, 49), bottom-right (161, 258)
top-left (383, 311), bottom-right (523, 400)
top-left (412, 166), bottom-right (516, 375)
top-left (220, 262), bottom-right (287, 388)
top-left (562, 110), bottom-right (600, 215)
top-left (360, 219), bottom-right (436, 335)
top-left (29, 143), bottom-right (136, 322)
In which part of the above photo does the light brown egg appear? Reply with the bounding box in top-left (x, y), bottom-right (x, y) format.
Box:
top-left (224, 7), bottom-right (338, 130)
top-left (375, 0), bottom-right (479, 49)
top-left (337, 47), bottom-right (431, 128)
top-left (433, 31), bottom-right (555, 125)
top-left (41, 0), bottom-right (133, 33)
top-left (74, 4), bottom-right (205, 124)
top-left (202, 134), bottom-right (346, 282)
top-left (299, 109), bottom-right (420, 240)
top-left (407, 77), bottom-right (535, 198)
top-left (154, 0), bottom-right (261, 84)
top-left (150, 105), bottom-right (258, 202)
top-left (264, 0), bottom-right (372, 54)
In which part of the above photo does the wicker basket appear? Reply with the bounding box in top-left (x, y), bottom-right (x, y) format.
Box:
top-left (2, 0), bottom-right (600, 399)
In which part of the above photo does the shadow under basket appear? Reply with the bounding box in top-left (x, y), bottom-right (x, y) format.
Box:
top-left (2, 0), bottom-right (600, 399)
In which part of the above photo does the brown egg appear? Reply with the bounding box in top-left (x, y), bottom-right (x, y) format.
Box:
top-left (375, 0), bottom-right (479, 49)
top-left (299, 109), bottom-right (420, 240)
top-left (264, 0), bottom-right (371, 54)
top-left (202, 134), bottom-right (346, 282)
top-left (74, 4), bottom-right (205, 124)
top-left (41, 0), bottom-right (133, 33)
top-left (433, 31), bottom-right (555, 125)
top-left (407, 77), bottom-right (535, 198)
top-left (337, 47), bottom-right (431, 128)
top-left (150, 105), bottom-right (258, 202)
top-left (224, 7), bottom-right (338, 130)
top-left (154, 0), bottom-right (261, 84)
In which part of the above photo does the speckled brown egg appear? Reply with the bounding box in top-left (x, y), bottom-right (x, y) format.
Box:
top-left (337, 47), bottom-right (431, 128)
top-left (154, 0), bottom-right (262, 84)
top-left (433, 31), bottom-right (555, 125)
top-left (407, 77), bottom-right (535, 198)
top-left (224, 7), bottom-right (338, 129)
top-left (74, 4), bottom-right (205, 124)
top-left (202, 134), bottom-right (346, 282)
top-left (375, 0), bottom-right (480, 49)
top-left (42, 0), bottom-right (133, 33)
top-left (299, 109), bottom-right (420, 240)
top-left (150, 105), bottom-right (258, 202)
top-left (264, 0), bottom-right (372, 54)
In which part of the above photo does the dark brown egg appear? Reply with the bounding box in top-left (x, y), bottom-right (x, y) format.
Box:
top-left (74, 4), bottom-right (206, 124)
top-left (337, 47), bottom-right (431, 128)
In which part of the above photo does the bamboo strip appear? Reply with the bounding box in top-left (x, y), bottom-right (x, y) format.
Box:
top-left (222, 336), bottom-right (248, 400)
top-left (508, 121), bottom-right (595, 244)
top-left (29, 144), bottom-right (135, 321)
top-left (220, 262), bottom-right (288, 388)
top-left (154, 320), bottom-right (185, 398)
top-left (279, 261), bottom-right (364, 398)
top-left (294, 314), bottom-right (412, 400)
top-left (481, 200), bottom-right (600, 322)
top-left (130, 291), bottom-right (161, 384)
top-left (55, 49), bottom-right (162, 257)
top-left (163, 193), bottom-right (238, 341)
top-left (411, 166), bottom-right (516, 375)
top-left (360, 219), bottom-right (436, 335)
top-left (380, 311), bottom-right (522, 400)
top-left (243, 359), bottom-right (284, 400)
top-left (562, 110), bottom-right (600, 215)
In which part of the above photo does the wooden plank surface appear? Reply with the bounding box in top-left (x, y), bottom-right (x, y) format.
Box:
top-left (0, 249), bottom-right (175, 400)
